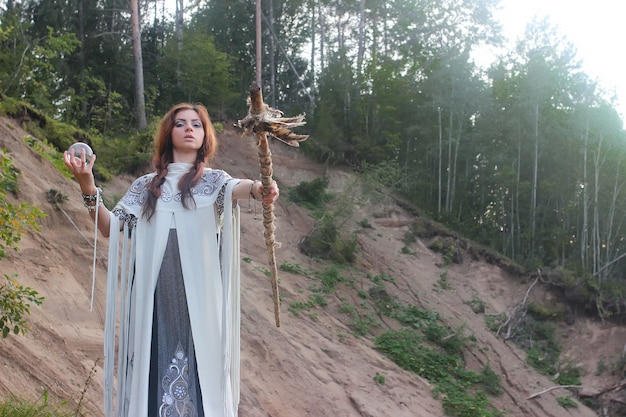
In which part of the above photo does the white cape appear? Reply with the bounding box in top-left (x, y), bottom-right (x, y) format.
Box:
top-left (103, 163), bottom-right (241, 417)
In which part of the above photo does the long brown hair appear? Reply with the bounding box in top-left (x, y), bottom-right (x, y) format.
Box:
top-left (142, 103), bottom-right (218, 221)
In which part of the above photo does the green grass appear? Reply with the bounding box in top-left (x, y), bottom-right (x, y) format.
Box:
top-left (0, 395), bottom-right (74, 417)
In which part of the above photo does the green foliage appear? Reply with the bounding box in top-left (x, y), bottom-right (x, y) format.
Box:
top-left (436, 271), bottom-right (451, 290)
top-left (0, 98), bottom-right (110, 182)
top-left (339, 301), bottom-right (376, 337)
top-left (467, 295), bottom-right (486, 314)
top-left (300, 215), bottom-right (357, 264)
top-left (0, 23), bottom-right (80, 116)
top-left (288, 292), bottom-right (327, 316)
top-left (100, 129), bottom-right (154, 175)
top-left (279, 261), bottom-right (307, 276)
top-left (375, 329), bottom-right (503, 417)
top-left (373, 373), bottom-right (386, 385)
top-left (609, 355), bottom-right (626, 377)
top-left (313, 265), bottom-right (347, 293)
top-left (523, 321), bottom-right (561, 375)
top-left (0, 205), bottom-right (46, 249)
top-left (358, 218), bottom-right (372, 228)
top-left (292, 177), bottom-right (362, 264)
top-left (368, 283), bottom-right (401, 317)
top-left (0, 391), bottom-right (73, 417)
top-left (556, 396), bottom-right (578, 409)
top-left (527, 302), bottom-right (567, 321)
top-left (485, 313), bottom-right (507, 333)
top-left (213, 122), bottom-right (224, 133)
top-left (288, 177), bottom-right (332, 210)
top-left (0, 274), bottom-right (44, 338)
top-left (0, 149), bottom-right (19, 196)
top-left (46, 189), bottom-right (67, 206)
top-left (393, 304), bottom-right (468, 354)
top-left (555, 362), bottom-right (583, 386)
top-left (361, 160), bottom-right (404, 190)
top-left (0, 151), bottom-right (46, 259)
top-left (21, 136), bottom-right (72, 179)
top-left (68, 73), bottom-right (129, 135)
top-left (157, 30), bottom-right (236, 117)
top-left (374, 298), bottom-right (504, 417)
top-left (480, 365), bottom-right (504, 396)
top-left (0, 152), bottom-right (45, 338)
top-left (428, 237), bottom-right (458, 265)
top-left (368, 272), bottom-right (394, 284)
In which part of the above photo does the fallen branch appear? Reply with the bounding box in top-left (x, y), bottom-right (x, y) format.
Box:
top-left (499, 271), bottom-right (540, 340)
top-left (527, 385), bottom-right (582, 400)
top-left (529, 379), bottom-right (626, 401)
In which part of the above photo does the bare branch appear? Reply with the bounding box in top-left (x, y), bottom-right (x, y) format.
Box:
top-left (527, 385), bottom-right (581, 400)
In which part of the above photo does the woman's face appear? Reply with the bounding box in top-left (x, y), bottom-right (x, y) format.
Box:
top-left (171, 109), bottom-right (205, 163)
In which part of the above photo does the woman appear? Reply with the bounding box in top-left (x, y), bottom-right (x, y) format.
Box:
top-left (64, 103), bottom-right (278, 417)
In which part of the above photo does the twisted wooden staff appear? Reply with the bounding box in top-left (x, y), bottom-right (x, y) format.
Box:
top-left (237, 82), bottom-right (309, 327)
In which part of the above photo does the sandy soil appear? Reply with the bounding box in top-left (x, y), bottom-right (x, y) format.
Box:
top-left (1, 115), bottom-right (625, 416)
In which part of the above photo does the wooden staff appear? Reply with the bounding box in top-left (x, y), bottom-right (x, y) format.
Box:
top-left (237, 82), bottom-right (309, 327)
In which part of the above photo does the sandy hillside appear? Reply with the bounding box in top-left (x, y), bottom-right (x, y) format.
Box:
top-left (1, 115), bottom-right (626, 417)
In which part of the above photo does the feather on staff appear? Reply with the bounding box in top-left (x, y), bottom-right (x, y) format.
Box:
top-left (236, 82), bottom-right (309, 327)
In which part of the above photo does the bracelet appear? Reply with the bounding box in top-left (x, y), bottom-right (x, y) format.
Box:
top-left (249, 180), bottom-right (260, 200)
top-left (83, 187), bottom-right (103, 211)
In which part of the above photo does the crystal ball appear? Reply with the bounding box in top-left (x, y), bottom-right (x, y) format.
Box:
top-left (68, 142), bottom-right (93, 162)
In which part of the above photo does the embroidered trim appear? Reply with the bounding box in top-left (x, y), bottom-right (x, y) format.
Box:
top-left (159, 342), bottom-right (197, 417)
top-left (120, 169), bottom-right (230, 208)
top-left (216, 180), bottom-right (231, 217)
top-left (112, 208), bottom-right (137, 230)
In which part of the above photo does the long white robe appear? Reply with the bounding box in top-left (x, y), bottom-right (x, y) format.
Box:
top-left (103, 163), bottom-right (241, 417)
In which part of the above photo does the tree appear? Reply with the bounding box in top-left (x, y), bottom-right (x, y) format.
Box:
top-left (0, 6), bottom-right (79, 116)
top-left (157, 29), bottom-right (235, 118)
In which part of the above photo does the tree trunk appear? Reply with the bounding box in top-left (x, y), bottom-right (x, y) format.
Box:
top-left (130, 0), bottom-right (147, 130)
top-left (581, 121), bottom-right (589, 268)
top-left (319, 2), bottom-right (325, 73)
top-left (78, 0), bottom-right (86, 116)
top-left (437, 106), bottom-right (442, 214)
top-left (445, 111), bottom-right (453, 212)
top-left (592, 136), bottom-right (604, 278)
top-left (175, 0), bottom-right (183, 90)
top-left (268, 0), bottom-right (276, 106)
top-left (309, 0), bottom-right (316, 84)
top-left (256, 0), bottom-right (262, 86)
top-left (450, 116), bottom-right (462, 213)
top-left (530, 103), bottom-right (539, 253)
top-left (356, 0), bottom-right (365, 76)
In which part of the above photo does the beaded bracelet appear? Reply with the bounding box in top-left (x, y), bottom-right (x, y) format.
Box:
top-left (82, 187), bottom-right (103, 212)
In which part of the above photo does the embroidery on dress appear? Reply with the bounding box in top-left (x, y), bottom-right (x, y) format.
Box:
top-left (216, 180), bottom-right (233, 217)
top-left (112, 208), bottom-right (137, 230)
top-left (121, 175), bottom-right (151, 207)
top-left (120, 169), bottom-right (231, 209)
top-left (159, 342), bottom-right (197, 417)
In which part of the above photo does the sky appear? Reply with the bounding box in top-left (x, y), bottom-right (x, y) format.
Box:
top-left (492, 0), bottom-right (626, 121)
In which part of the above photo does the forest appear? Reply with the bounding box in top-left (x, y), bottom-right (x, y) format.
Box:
top-left (2, 0), bottom-right (626, 319)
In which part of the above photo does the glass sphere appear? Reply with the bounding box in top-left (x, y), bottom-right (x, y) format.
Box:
top-left (68, 142), bottom-right (93, 162)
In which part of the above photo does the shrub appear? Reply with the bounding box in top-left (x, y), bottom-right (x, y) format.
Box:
top-left (0, 274), bottom-right (45, 338)
top-left (288, 177), bottom-right (332, 210)
top-left (300, 215), bottom-right (357, 263)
